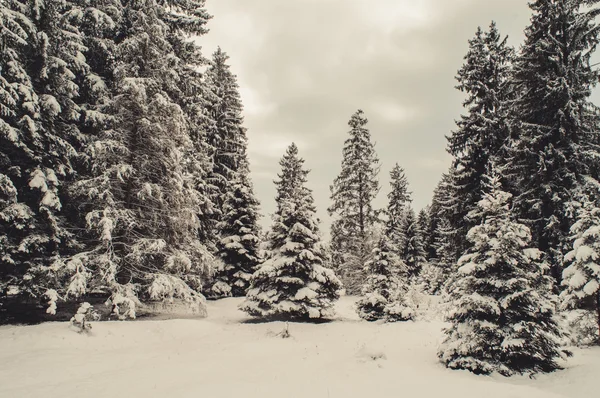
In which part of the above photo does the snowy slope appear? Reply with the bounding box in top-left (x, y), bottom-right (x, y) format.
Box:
top-left (0, 297), bottom-right (596, 398)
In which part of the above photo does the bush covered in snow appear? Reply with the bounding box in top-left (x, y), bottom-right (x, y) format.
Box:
top-left (70, 303), bottom-right (98, 333)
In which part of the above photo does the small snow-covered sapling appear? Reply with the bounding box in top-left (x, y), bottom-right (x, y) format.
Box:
top-left (70, 302), bottom-right (98, 333)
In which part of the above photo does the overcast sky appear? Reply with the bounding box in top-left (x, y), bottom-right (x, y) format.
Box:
top-left (198, 0), bottom-right (598, 233)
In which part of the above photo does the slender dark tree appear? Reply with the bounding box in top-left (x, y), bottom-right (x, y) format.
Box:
top-left (329, 109), bottom-right (380, 293)
top-left (203, 48), bottom-right (248, 227)
top-left (399, 206), bottom-right (426, 280)
top-left (385, 163), bottom-right (411, 256)
top-left (67, 0), bottom-right (214, 318)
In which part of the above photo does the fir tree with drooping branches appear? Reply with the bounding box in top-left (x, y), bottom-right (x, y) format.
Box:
top-left (67, 0), bottom-right (214, 318)
top-left (445, 21), bottom-right (514, 257)
top-left (203, 47), bottom-right (248, 232)
top-left (241, 143), bottom-right (341, 320)
top-left (506, 0), bottom-right (600, 286)
top-left (0, 0), bottom-right (93, 314)
top-left (329, 109), bottom-right (380, 293)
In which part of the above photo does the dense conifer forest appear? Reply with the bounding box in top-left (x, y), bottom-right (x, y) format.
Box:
top-left (2, 0), bottom-right (600, 379)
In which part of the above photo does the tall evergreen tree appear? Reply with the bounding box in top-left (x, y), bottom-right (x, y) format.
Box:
top-left (241, 144), bottom-right (341, 320)
top-left (67, 0), bottom-right (214, 318)
top-left (203, 47), bottom-right (248, 229)
top-left (0, 0), bottom-right (91, 313)
top-left (439, 174), bottom-right (565, 376)
top-left (329, 109), bottom-right (380, 293)
top-left (506, 0), bottom-right (600, 285)
top-left (356, 236), bottom-right (413, 322)
top-left (445, 22), bottom-right (514, 256)
top-left (385, 163), bottom-right (411, 256)
top-left (163, 4), bottom-right (217, 249)
top-left (212, 164), bottom-right (262, 298)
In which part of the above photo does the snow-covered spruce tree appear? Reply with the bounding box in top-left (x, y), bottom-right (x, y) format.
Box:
top-left (160, 4), bottom-right (217, 249)
top-left (329, 109), bottom-right (380, 293)
top-left (356, 236), bottom-right (413, 322)
top-left (445, 22), bottom-right (514, 257)
top-left (0, 0), bottom-right (91, 314)
top-left (1, 0), bottom-right (42, 307)
top-left (203, 47), bottom-right (248, 228)
top-left (506, 0), bottom-right (600, 286)
top-left (399, 206), bottom-right (426, 280)
top-left (439, 174), bottom-right (565, 376)
top-left (212, 163), bottom-right (262, 298)
top-left (241, 143), bottom-right (342, 320)
top-left (385, 163), bottom-right (411, 257)
top-left (561, 198), bottom-right (600, 343)
top-left (68, 0), bottom-right (213, 318)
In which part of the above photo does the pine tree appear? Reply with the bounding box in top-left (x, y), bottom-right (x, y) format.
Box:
top-left (203, 47), bottom-right (248, 231)
top-left (241, 144), bottom-right (341, 320)
top-left (445, 22), bottom-right (514, 256)
top-left (439, 174), bottom-right (565, 376)
top-left (399, 206), bottom-right (426, 280)
top-left (356, 236), bottom-right (413, 322)
top-left (385, 163), bottom-right (411, 256)
top-left (561, 198), bottom-right (600, 343)
top-left (0, 0), bottom-right (91, 313)
top-left (329, 109), bottom-right (380, 293)
top-left (68, 0), bottom-right (213, 318)
top-left (164, 9), bottom-right (217, 249)
top-left (212, 164), bottom-right (262, 297)
top-left (506, 0), bottom-right (600, 285)
top-left (1, 0), bottom-right (43, 306)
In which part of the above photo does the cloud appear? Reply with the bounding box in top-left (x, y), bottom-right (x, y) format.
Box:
top-left (200, 0), bottom-right (535, 231)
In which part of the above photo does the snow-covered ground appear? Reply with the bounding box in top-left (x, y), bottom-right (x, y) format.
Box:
top-left (0, 296), bottom-right (596, 398)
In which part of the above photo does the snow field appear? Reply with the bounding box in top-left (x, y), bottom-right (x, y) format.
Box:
top-left (0, 296), bottom-right (596, 398)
